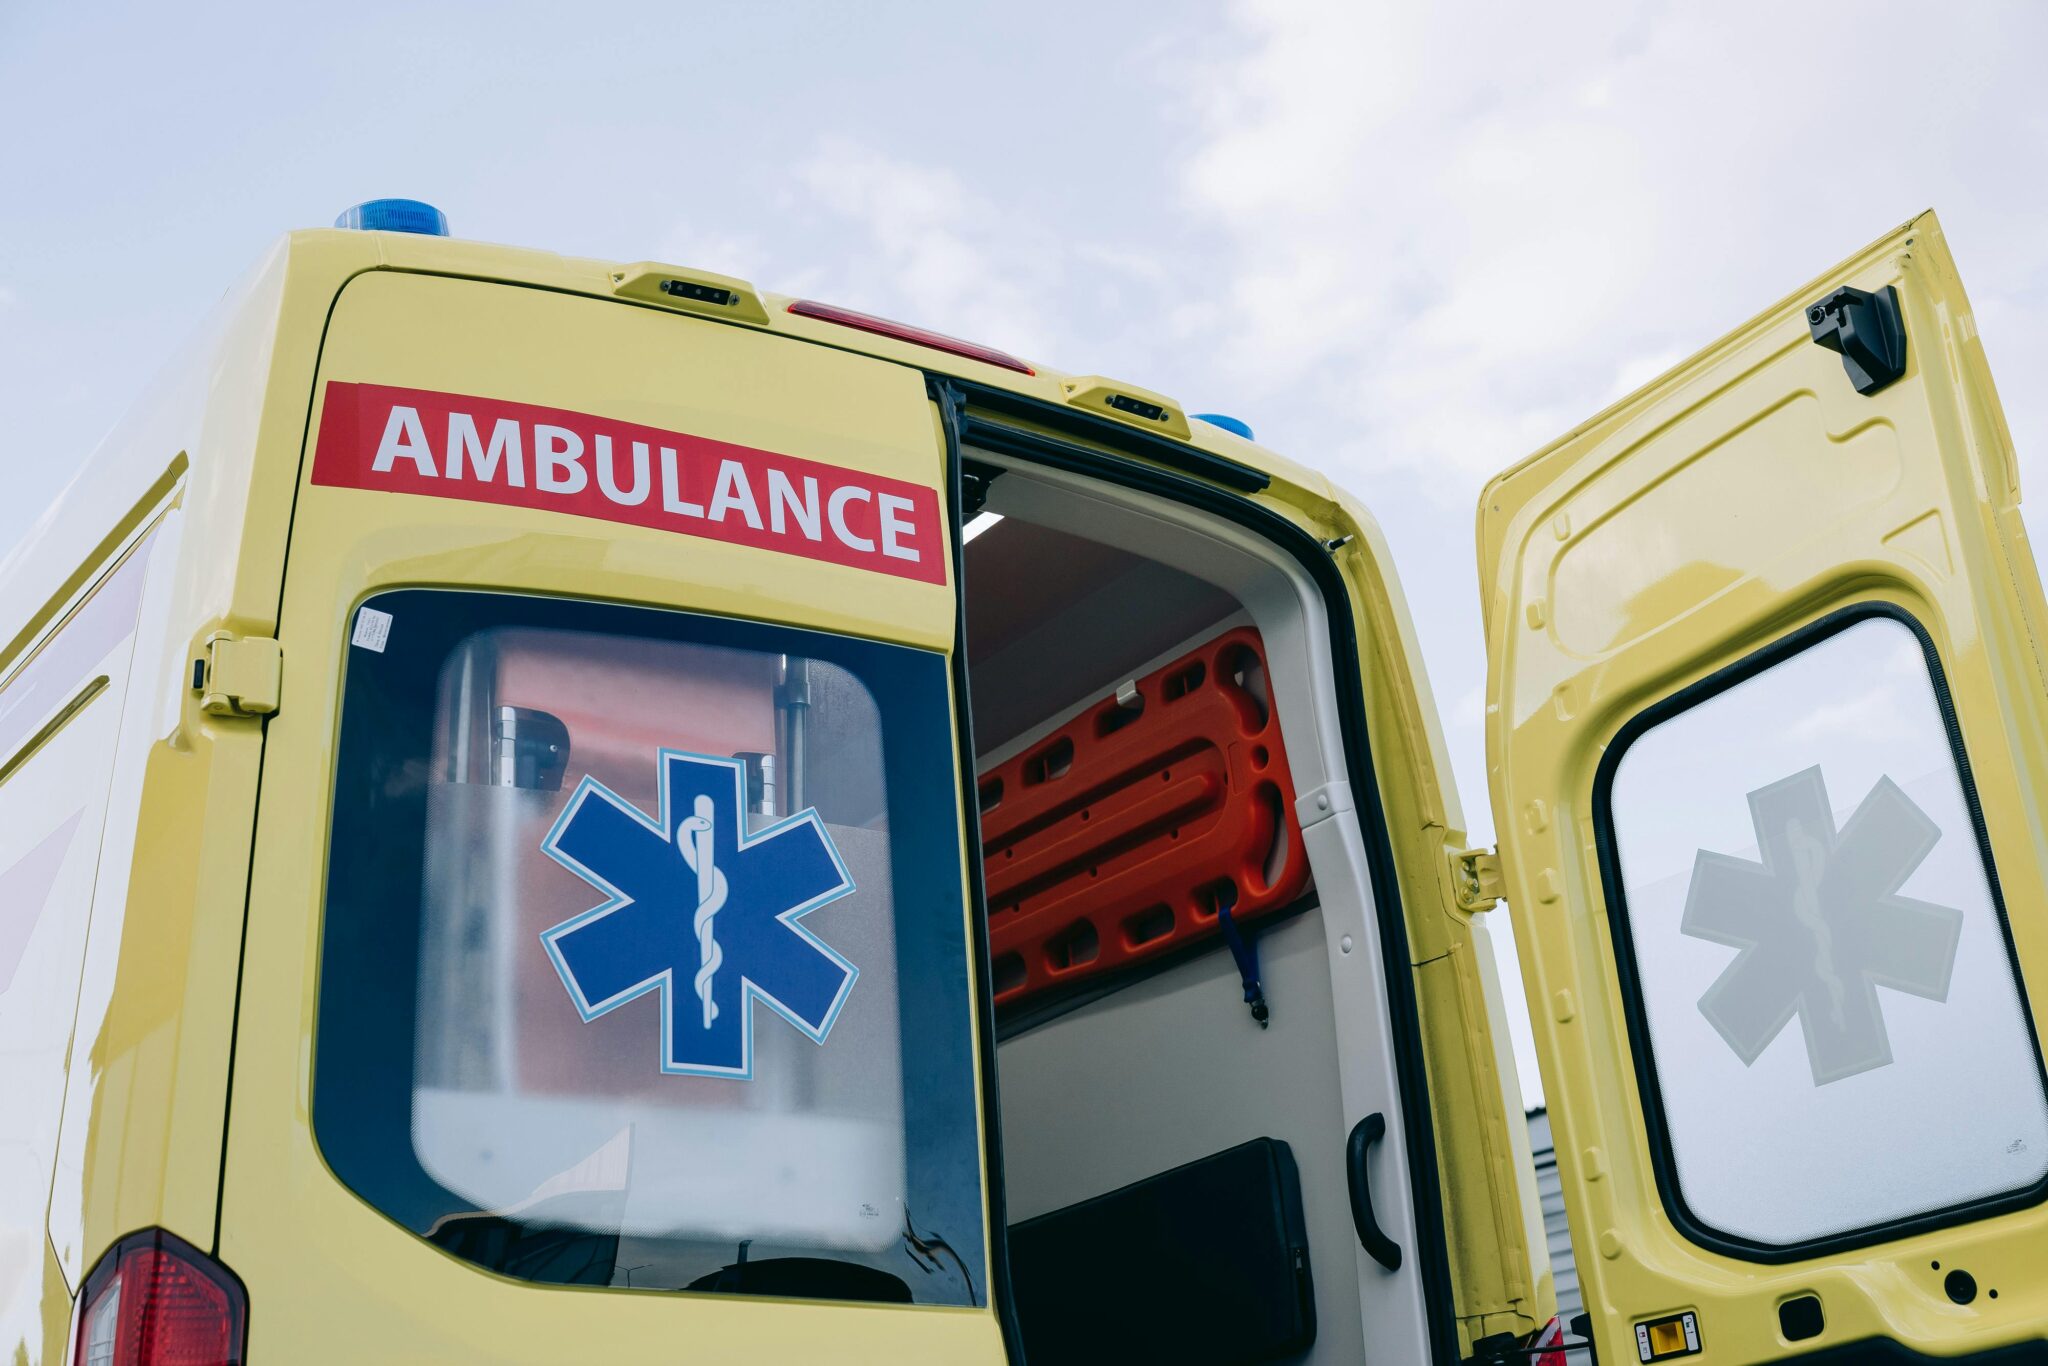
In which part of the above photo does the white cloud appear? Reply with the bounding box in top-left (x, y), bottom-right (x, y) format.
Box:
top-left (648, 136), bottom-right (1126, 384)
top-left (654, 224), bottom-right (773, 287)
top-left (784, 136), bottom-right (1068, 362)
top-left (0, 284), bottom-right (15, 310)
top-left (1164, 0), bottom-right (2048, 1109)
top-left (1176, 0), bottom-right (2048, 499)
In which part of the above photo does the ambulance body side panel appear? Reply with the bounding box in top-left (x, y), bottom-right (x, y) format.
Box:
top-left (0, 238), bottom-right (340, 1361)
top-left (0, 535), bottom-right (149, 1363)
top-left (221, 264), bottom-right (1004, 1362)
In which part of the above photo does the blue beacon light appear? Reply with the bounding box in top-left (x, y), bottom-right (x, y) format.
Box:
top-left (1192, 413), bottom-right (1255, 440)
top-left (334, 198), bottom-right (449, 236)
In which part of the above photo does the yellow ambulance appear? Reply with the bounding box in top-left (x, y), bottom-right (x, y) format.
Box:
top-left (0, 197), bottom-right (2040, 1365)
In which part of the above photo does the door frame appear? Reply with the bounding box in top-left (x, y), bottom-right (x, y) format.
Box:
top-left (930, 375), bottom-right (1468, 1365)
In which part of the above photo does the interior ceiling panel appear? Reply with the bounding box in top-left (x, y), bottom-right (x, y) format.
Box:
top-left (965, 518), bottom-right (1237, 752)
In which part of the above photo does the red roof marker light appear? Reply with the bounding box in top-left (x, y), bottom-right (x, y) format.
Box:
top-left (786, 299), bottom-right (1035, 375)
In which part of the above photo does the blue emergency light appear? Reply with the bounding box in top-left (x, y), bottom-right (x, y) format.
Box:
top-left (334, 199), bottom-right (449, 236)
top-left (1192, 413), bottom-right (1254, 440)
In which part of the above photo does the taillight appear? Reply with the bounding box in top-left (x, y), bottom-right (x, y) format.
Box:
top-left (785, 298), bottom-right (1035, 374)
top-left (1529, 1313), bottom-right (1568, 1366)
top-left (73, 1229), bottom-right (247, 1366)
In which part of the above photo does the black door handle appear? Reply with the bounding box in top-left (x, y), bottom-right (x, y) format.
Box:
top-left (1345, 1112), bottom-right (1402, 1271)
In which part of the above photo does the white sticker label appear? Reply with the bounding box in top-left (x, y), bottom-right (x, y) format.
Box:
top-left (351, 606), bottom-right (393, 653)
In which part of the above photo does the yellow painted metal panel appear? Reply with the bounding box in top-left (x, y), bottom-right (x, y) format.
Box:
top-left (14, 218), bottom-right (1550, 1359)
top-left (1480, 211), bottom-right (2048, 1359)
top-left (220, 266), bottom-right (1003, 1360)
top-left (0, 599), bottom-right (136, 1355)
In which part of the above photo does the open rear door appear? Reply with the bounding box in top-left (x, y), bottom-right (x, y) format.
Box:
top-left (1479, 212), bottom-right (2048, 1363)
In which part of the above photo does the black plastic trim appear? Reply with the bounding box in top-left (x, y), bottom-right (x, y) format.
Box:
top-left (1807, 284), bottom-right (1908, 396)
top-left (933, 381), bottom-right (1030, 1362)
top-left (1590, 600), bottom-right (2048, 1263)
top-left (946, 377), bottom-right (1270, 494)
top-left (1345, 1112), bottom-right (1403, 1271)
top-left (940, 381), bottom-right (1464, 1366)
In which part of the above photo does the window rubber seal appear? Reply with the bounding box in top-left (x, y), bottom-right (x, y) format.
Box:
top-left (934, 382), bottom-right (1029, 1361)
top-left (931, 377), bottom-right (1464, 1366)
top-left (1589, 598), bottom-right (2048, 1263)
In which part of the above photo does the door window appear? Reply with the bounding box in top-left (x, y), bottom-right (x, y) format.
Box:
top-left (1600, 609), bottom-right (2048, 1249)
top-left (312, 589), bottom-right (986, 1304)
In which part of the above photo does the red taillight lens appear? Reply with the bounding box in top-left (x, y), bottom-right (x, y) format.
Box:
top-left (785, 298), bottom-right (1035, 374)
top-left (74, 1229), bottom-right (246, 1366)
top-left (1530, 1314), bottom-right (1568, 1366)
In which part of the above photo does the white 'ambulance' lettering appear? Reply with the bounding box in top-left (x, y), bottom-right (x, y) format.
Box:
top-left (374, 405), bottom-right (439, 477)
top-left (769, 470), bottom-right (822, 541)
top-left (879, 493), bottom-right (919, 562)
top-left (709, 459), bottom-right (764, 531)
top-left (447, 413), bottom-right (526, 486)
top-left (659, 445), bottom-right (705, 518)
top-left (596, 437), bottom-right (650, 506)
top-left (534, 425), bottom-right (588, 495)
top-left (316, 383), bottom-right (945, 585)
top-left (828, 487), bottom-right (874, 552)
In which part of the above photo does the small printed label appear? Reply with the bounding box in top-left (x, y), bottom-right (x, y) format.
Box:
top-left (1634, 1310), bottom-right (1702, 1361)
top-left (351, 606), bottom-right (394, 653)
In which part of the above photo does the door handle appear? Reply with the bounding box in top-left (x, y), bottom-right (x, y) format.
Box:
top-left (1345, 1112), bottom-right (1403, 1271)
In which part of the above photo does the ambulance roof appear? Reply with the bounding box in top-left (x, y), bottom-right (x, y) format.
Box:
top-left (0, 227), bottom-right (1338, 679)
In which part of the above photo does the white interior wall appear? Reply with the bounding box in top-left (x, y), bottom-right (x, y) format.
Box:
top-left (997, 909), bottom-right (1365, 1364)
top-left (968, 450), bottom-right (1435, 1364)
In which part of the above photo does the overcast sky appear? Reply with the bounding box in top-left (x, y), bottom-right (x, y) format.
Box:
top-left (5, 1), bottom-right (2046, 1104)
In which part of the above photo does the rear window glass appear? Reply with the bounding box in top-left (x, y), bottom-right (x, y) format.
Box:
top-left (1601, 610), bottom-right (2048, 1250)
top-left (312, 589), bottom-right (986, 1305)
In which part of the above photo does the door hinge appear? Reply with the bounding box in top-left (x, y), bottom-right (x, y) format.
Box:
top-left (1448, 846), bottom-right (1504, 913)
top-left (1465, 1331), bottom-right (1524, 1366)
top-left (195, 631), bottom-right (282, 717)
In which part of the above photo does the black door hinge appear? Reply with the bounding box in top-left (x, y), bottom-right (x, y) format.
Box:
top-left (1468, 1331), bottom-right (1525, 1365)
top-left (1807, 284), bottom-right (1906, 395)
top-left (960, 457), bottom-right (1002, 519)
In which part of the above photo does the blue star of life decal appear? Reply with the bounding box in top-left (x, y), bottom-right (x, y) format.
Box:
top-left (539, 748), bottom-right (858, 1079)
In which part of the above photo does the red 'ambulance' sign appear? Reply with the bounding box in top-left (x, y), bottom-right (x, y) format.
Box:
top-left (310, 382), bottom-right (948, 584)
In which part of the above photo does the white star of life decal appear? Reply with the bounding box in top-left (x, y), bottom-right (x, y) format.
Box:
top-left (1680, 766), bottom-right (1964, 1086)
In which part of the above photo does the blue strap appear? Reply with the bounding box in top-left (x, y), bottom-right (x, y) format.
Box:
top-left (1215, 890), bottom-right (1269, 1028)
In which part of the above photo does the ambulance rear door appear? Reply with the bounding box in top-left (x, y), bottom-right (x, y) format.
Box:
top-left (1479, 211), bottom-right (2048, 1363)
top-left (222, 256), bottom-right (1009, 1364)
